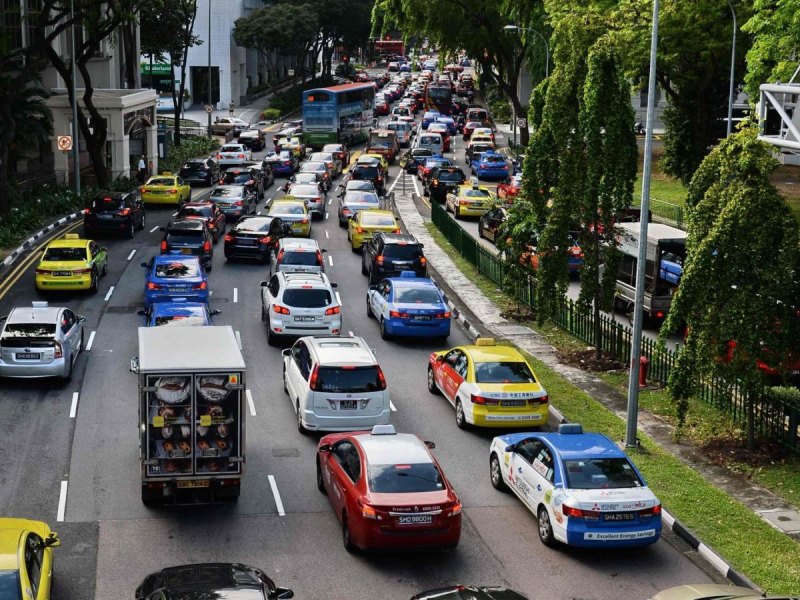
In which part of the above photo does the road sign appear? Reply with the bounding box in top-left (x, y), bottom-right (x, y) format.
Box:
top-left (516, 118), bottom-right (527, 129)
top-left (287, 69), bottom-right (295, 76)
top-left (57, 136), bottom-right (72, 151)
top-left (205, 104), bottom-right (214, 114)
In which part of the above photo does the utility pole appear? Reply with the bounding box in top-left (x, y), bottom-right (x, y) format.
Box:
top-left (70, 0), bottom-right (81, 195)
top-left (207, 0), bottom-right (213, 138)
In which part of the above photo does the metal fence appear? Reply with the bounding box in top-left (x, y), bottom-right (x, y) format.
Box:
top-left (647, 198), bottom-right (685, 229)
top-left (429, 199), bottom-right (800, 453)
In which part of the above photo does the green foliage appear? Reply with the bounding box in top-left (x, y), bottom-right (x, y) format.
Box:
top-left (742, 0), bottom-right (800, 100)
top-left (268, 76), bottom-right (335, 115)
top-left (260, 108), bottom-right (282, 122)
top-left (161, 136), bottom-right (220, 174)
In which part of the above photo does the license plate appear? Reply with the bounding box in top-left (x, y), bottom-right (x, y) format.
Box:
top-left (604, 512), bottom-right (636, 521)
top-left (238, 239), bottom-right (257, 245)
top-left (294, 316), bottom-right (315, 322)
top-left (97, 213), bottom-right (114, 219)
top-left (53, 271), bottom-right (72, 277)
top-left (501, 399), bottom-right (526, 407)
top-left (412, 315), bottom-right (432, 321)
top-left (397, 515), bottom-right (433, 526)
top-left (340, 400), bottom-right (358, 410)
top-left (177, 480), bottom-right (210, 489)
top-left (181, 248), bottom-right (193, 255)
top-left (16, 353), bottom-right (40, 360)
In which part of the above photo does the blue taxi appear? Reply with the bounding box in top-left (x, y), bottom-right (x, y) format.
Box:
top-left (421, 110), bottom-right (441, 130)
top-left (146, 300), bottom-right (219, 327)
top-left (366, 272), bottom-right (451, 340)
top-left (489, 424), bottom-right (662, 549)
top-left (471, 151), bottom-right (511, 180)
top-left (142, 255), bottom-right (209, 308)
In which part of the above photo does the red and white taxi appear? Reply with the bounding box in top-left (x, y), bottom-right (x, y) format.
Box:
top-left (316, 424), bottom-right (462, 552)
top-left (497, 174), bottom-right (523, 203)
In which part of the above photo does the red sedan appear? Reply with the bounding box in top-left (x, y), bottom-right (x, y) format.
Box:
top-left (316, 424), bottom-right (462, 552)
top-left (496, 174), bottom-right (523, 203)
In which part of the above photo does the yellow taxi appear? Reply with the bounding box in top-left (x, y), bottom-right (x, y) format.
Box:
top-left (35, 234), bottom-right (108, 293)
top-left (0, 518), bottom-right (60, 600)
top-left (347, 209), bottom-right (400, 251)
top-left (139, 173), bottom-right (191, 206)
top-left (277, 136), bottom-right (306, 159)
top-left (445, 181), bottom-right (496, 219)
top-left (427, 338), bottom-right (549, 429)
top-left (361, 152), bottom-right (390, 174)
top-left (268, 199), bottom-right (311, 237)
top-left (470, 133), bottom-right (496, 147)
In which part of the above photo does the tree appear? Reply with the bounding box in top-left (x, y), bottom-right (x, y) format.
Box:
top-left (662, 126), bottom-right (800, 450)
top-left (0, 50), bottom-right (53, 216)
top-left (742, 0), bottom-right (800, 100)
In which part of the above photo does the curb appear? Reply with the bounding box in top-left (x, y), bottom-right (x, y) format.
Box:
top-left (1, 211), bottom-right (83, 269)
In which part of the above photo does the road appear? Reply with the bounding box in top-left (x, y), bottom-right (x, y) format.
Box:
top-left (0, 75), bottom-right (717, 599)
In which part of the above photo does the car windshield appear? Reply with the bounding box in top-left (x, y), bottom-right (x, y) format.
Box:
top-left (282, 288), bottom-right (331, 308)
top-left (463, 189), bottom-right (491, 198)
top-left (368, 463), bottom-right (444, 493)
top-left (483, 155), bottom-right (505, 164)
top-left (0, 570), bottom-right (21, 600)
top-left (1, 323), bottom-right (56, 340)
top-left (394, 286), bottom-right (440, 304)
top-left (291, 185), bottom-right (320, 196)
top-left (294, 174), bottom-right (318, 184)
top-left (361, 213), bottom-right (395, 227)
top-left (281, 251), bottom-right (319, 266)
top-left (272, 203), bottom-right (305, 215)
top-left (564, 458), bottom-right (644, 490)
top-left (301, 164), bottom-right (325, 173)
top-left (425, 160), bottom-right (449, 168)
top-left (155, 261), bottom-right (200, 278)
top-left (322, 145), bottom-right (341, 153)
top-left (437, 170), bottom-right (464, 182)
top-left (473, 361), bottom-right (536, 384)
top-left (92, 196), bottom-right (124, 212)
top-left (315, 365), bottom-right (382, 393)
top-left (346, 182), bottom-right (374, 192)
top-left (211, 188), bottom-right (244, 199)
top-left (167, 230), bottom-right (203, 244)
top-left (43, 246), bottom-right (86, 261)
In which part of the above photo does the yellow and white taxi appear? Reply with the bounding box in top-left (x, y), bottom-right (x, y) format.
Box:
top-left (35, 234), bottom-right (108, 293)
top-left (347, 209), bottom-right (400, 251)
top-left (0, 518), bottom-right (60, 599)
top-left (277, 136), bottom-right (306, 159)
top-left (445, 181), bottom-right (496, 219)
top-left (427, 338), bottom-right (549, 429)
top-left (139, 173), bottom-right (191, 206)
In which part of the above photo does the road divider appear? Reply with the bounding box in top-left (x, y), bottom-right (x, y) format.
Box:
top-left (390, 400), bottom-right (397, 412)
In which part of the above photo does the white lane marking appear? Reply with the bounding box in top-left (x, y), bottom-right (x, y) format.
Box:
top-left (411, 173), bottom-right (420, 197)
top-left (268, 475), bottom-right (286, 516)
top-left (325, 212), bottom-right (330, 219)
top-left (172, 212), bottom-right (178, 217)
top-left (336, 291), bottom-right (341, 305)
top-left (257, 211), bottom-right (262, 216)
top-left (85, 331), bottom-right (96, 351)
top-left (235, 330), bottom-right (242, 350)
top-left (390, 400), bottom-right (397, 412)
top-left (325, 230), bottom-right (329, 239)
top-left (328, 255), bottom-right (333, 267)
top-left (246, 389), bottom-right (256, 416)
top-left (104, 286), bottom-right (115, 302)
top-left (149, 225), bottom-right (159, 233)
top-left (387, 173), bottom-right (402, 193)
top-left (127, 249), bottom-right (136, 261)
top-left (327, 197), bottom-right (332, 205)
top-left (233, 287), bottom-right (238, 303)
top-left (69, 392), bottom-right (79, 418)
top-left (348, 330), bottom-right (354, 337)
top-left (56, 481), bottom-right (68, 522)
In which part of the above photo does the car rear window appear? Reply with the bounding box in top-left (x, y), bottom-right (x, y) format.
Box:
top-left (182, 162), bottom-right (207, 172)
top-left (179, 206), bottom-right (213, 219)
top-left (353, 166), bottom-right (379, 179)
top-left (92, 196), bottom-right (124, 212)
top-left (273, 203), bottom-right (305, 215)
top-left (315, 365), bottom-right (382, 393)
top-left (437, 170), bottom-right (464, 182)
top-left (361, 213), bottom-right (395, 227)
top-left (368, 463), bottom-right (443, 493)
top-left (211, 188), bottom-right (243, 199)
top-left (154, 314), bottom-right (207, 327)
top-left (483, 155), bottom-right (505, 164)
top-left (291, 185), bottom-right (320, 196)
top-left (1, 323), bottom-right (56, 340)
top-left (221, 145), bottom-right (242, 152)
top-left (155, 261), bottom-right (200, 278)
top-left (282, 288), bottom-right (331, 308)
top-left (301, 163), bottom-right (326, 173)
top-left (564, 458), bottom-right (643, 490)
top-left (473, 361), bottom-right (536, 384)
top-left (148, 178), bottom-right (175, 186)
top-left (394, 287), bottom-right (440, 304)
top-left (464, 189), bottom-right (491, 198)
top-left (43, 247), bottom-right (87, 261)
top-left (383, 244), bottom-right (422, 259)
top-left (281, 251), bottom-right (319, 266)
top-left (167, 230), bottom-right (204, 244)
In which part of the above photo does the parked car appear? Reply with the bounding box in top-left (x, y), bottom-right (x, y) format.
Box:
top-left (83, 190), bottom-right (145, 239)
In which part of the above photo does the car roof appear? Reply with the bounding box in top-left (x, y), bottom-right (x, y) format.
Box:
top-left (502, 431), bottom-right (626, 461)
top-left (278, 238), bottom-right (319, 250)
top-left (355, 432), bottom-right (432, 465)
top-left (47, 236), bottom-right (90, 249)
top-left (308, 336), bottom-right (375, 365)
top-left (143, 563), bottom-right (264, 596)
top-left (463, 344), bottom-right (525, 363)
top-left (7, 302), bottom-right (61, 324)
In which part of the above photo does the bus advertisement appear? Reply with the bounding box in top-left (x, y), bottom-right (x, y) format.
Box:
top-left (302, 83), bottom-right (376, 149)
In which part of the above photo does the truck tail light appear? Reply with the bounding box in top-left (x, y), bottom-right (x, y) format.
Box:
top-left (160, 241), bottom-right (167, 252)
top-left (308, 364), bottom-right (320, 390)
top-left (470, 394), bottom-right (499, 405)
top-left (147, 282), bottom-right (162, 290)
top-left (529, 394), bottom-right (549, 405)
top-left (324, 305), bottom-right (341, 315)
top-left (193, 281), bottom-right (207, 290)
top-left (54, 342), bottom-right (63, 358)
top-left (272, 304), bottom-right (290, 315)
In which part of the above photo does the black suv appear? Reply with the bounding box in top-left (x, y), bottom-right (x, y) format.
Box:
top-left (84, 190), bottom-right (146, 238)
top-left (426, 166), bottom-right (466, 202)
top-left (224, 215), bottom-right (291, 263)
top-left (221, 167), bottom-right (266, 199)
top-left (179, 158), bottom-right (220, 186)
top-left (361, 233), bottom-right (427, 283)
top-left (349, 164), bottom-right (385, 195)
top-left (160, 219), bottom-right (214, 271)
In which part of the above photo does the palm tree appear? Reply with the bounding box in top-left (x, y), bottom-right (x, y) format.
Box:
top-left (0, 49), bottom-right (54, 217)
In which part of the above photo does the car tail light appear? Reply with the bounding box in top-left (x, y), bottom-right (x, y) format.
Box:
top-left (238, 154), bottom-right (245, 158)
top-left (272, 304), bottom-right (290, 315)
top-left (140, 187), bottom-right (147, 193)
top-left (640, 504), bottom-right (662, 518)
top-left (83, 208), bottom-right (90, 214)
top-left (360, 501), bottom-right (381, 520)
top-left (300, 218), bottom-right (309, 224)
top-left (283, 160), bottom-right (291, 166)
top-left (655, 311), bottom-right (665, 319)
top-left (257, 235), bottom-right (271, 245)
top-left (342, 208), bottom-right (351, 215)
top-left (393, 228), bottom-right (401, 234)
top-left (202, 241), bottom-right (211, 252)
top-left (193, 281), bottom-right (207, 290)
top-left (276, 249), bottom-right (285, 261)
top-left (448, 502), bottom-right (462, 517)
top-left (117, 208), bottom-right (131, 216)
top-left (389, 310), bottom-right (408, 318)
top-left (375, 255), bottom-right (384, 265)
top-left (54, 342), bottom-right (63, 359)
top-left (160, 241), bottom-right (167, 252)
top-left (147, 282), bottom-right (162, 291)
top-left (470, 393), bottom-right (499, 405)
top-left (316, 250), bottom-right (323, 264)
top-left (308, 364), bottom-right (319, 390)
top-left (435, 312), bottom-right (451, 319)
top-left (224, 234), bottom-right (234, 242)
top-left (233, 201), bottom-right (243, 207)
top-left (35, 268), bottom-right (48, 275)
top-left (376, 365), bottom-right (387, 390)
top-left (207, 221), bottom-right (215, 229)
top-left (169, 189), bottom-right (178, 194)
top-left (419, 256), bottom-right (427, 266)
top-left (217, 154), bottom-right (223, 159)
top-left (325, 305), bottom-right (341, 315)
top-left (356, 227), bottom-right (364, 234)
top-left (562, 505), bottom-right (600, 520)
top-left (527, 394), bottom-right (548, 405)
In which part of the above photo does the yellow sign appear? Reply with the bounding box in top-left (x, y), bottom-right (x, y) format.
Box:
top-left (152, 416), bottom-right (165, 428)
top-left (200, 414), bottom-right (212, 427)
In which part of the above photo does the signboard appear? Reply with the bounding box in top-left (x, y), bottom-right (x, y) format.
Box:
top-left (140, 63), bottom-right (172, 75)
top-left (288, 69), bottom-right (295, 76)
top-left (205, 104), bottom-right (214, 114)
top-left (516, 118), bottom-right (527, 129)
top-left (57, 136), bottom-right (72, 151)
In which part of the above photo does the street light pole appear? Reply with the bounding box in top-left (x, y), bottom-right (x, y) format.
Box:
top-left (207, 0), bottom-right (212, 139)
top-left (69, 0), bottom-right (80, 195)
top-left (726, 0), bottom-right (737, 137)
top-left (625, 0), bottom-right (659, 448)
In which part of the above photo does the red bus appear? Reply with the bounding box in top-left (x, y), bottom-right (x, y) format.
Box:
top-left (374, 39), bottom-right (404, 57)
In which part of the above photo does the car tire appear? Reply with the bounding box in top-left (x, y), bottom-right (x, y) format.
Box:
top-left (126, 221), bottom-right (135, 239)
top-left (266, 321), bottom-right (279, 347)
top-left (342, 515), bottom-right (357, 553)
top-left (101, 261), bottom-right (108, 277)
top-left (361, 254), bottom-right (368, 275)
top-left (538, 506), bottom-right (556, 548)
top-left (282, 364), bottom-right (289, 394)
top-left (296, 401), bottom-right (307, 435)
top-left (490, 453), bottom-right (507, 491)
top-left (427, 366), bottom-right (440, 395)
top-left (63, 354), bottom-right (73, 381)
top-left (455, 399), bottom-right (467, 429)
top-left (379, 318), bottom-right (390, 340)
top-left (261, 306), bottom-right (268, 323)
top-left (339, 219), bottom-right (347, 229)
top-left (79, 330), bottom-right (85, 353)
top-left (316, 458), bottom-right (326, 494)
top-left (366, 298), bottom-right (374, 318)
top-left (478, 222), bottom-right (485, 239)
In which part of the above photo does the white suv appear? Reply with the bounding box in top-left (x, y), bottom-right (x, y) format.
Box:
top-left (260, 272), bottom-right (341, 345)
top-left (282, 336), bottom-right (392, 432)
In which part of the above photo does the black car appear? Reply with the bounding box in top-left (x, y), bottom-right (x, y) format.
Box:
top-left (478, 206), bottom-right (508, 244)
top-left (241, 159), bottom-right (276, 189)
top-left (83, 190), bottom-right (145, 238)
top-left (362, 233), bottom-right (427, 283)
top-left (400, 147), bottom-right (435, 174)
top-left (348, 164), bottom-right (385, 195)
top-left (221, 167), bottom-right (266, 199)
top-left (135, 563), bottom-right (293, 600)
top-left (177, 201), bottom-right (226, 242)
top-left (179, 158), bottom-right (220, 186)
top-left (427, 166), bottom-right (467, 202)
top-left (160, 219), bottom-right (214, 271)
top-left (411, 586), bottom-right (528, 600)
top-left (224, 215), bottom-right (291, 262)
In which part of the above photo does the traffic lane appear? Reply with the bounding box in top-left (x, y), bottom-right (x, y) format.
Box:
top-left (51, 520), bottom-right (99, 600)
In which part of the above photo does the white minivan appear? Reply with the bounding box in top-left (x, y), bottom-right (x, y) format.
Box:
top-left (282, 336), bottom-right (392, 432)
top-left (386, 120), bottom-right (413, 147)
top-left (415, 132), bottom-right (444, 155)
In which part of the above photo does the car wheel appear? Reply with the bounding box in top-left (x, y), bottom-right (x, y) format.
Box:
top-left (89, 269), bottom-right (99, 294)
top-left (316, 458), bottom-right (326, 494)
top-left (427, 366), bottom-right (440, 395)
top-left (79, 330), bottom-right (85, 352)
top-left (296, 401), bottom-right (307, 434)
top-left (282, 364), bottom-right (289, 394)
top-left (366, 297), bottom-right (374, 318)
top-left (478, 222), bottom-right (485, 239)
top-left (261, 306), bottom-right (267, 322)
top-left (361, 254), bottom-right (368, 275)
top-left (490, 453), bottom-right (507, 491)
top-left (101, 261), bottom-right (108, 277)
top-left (379, 318), bottom-right (390, 340)
top-left (126, 220), bottom-right (135, 239)
top-left (342, 515), bottom-right (357, 553)
top-left (63, 354), bottom-right (73, 381)
top-left (338, 218), bottom-right (347, 229)
top-left (455, 399), bottom-right (467, 429)
top-left (538, 506), bottom-right (556, 548)
top-left (266, 320), bottom-right (279, 347)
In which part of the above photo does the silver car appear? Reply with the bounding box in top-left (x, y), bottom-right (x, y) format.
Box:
top-left (338, 191), bottom-right (382, 226)
top-left (216, 143), bottom-right (252, 167)
top-left (285, 183), bottom-right (326, 219)
top-left (269, 238), bottom-right (326, 276)
top-left (0, 301), bottom-right (85, 379)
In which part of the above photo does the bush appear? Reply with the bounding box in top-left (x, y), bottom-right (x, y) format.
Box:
top-left (260, 108), bottom-right (281, 122)
top-left (161, 136), bottom-right (220, 174)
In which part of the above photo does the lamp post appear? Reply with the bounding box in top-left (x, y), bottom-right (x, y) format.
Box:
top-left (726, 0), bottom-right (737, 137)
top-left (207, 0), bottom-right (212, 139)
top-left (69, 0), bottom-right (80, 194)
top-left (502, 24), bottom-right (549, 78)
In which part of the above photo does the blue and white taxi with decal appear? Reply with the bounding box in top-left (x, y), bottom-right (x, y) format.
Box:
top-left (489, 423), bottom-right (662, 548)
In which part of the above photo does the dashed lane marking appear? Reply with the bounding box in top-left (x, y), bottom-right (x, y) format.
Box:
top-left (246, 389), bottom-right (256, 416)
top-left (56, 481), bottom-right (68, 522)
top-left (104, 286), bottom-right (115, 302)
top-left (268, 475), bottom-right (286, 516)
top-left (149, 226), bottom-right (159, 233)
top-left (69, 392), bottom-right (79, 418)
top-left (86, 331), bottom-right (96, 352)
top-left (328, 255), bottom-right (333, 267)
top-left (233, 287), bottom-right (238, 303)
top-left (127, 249), bottom-right (136, 261)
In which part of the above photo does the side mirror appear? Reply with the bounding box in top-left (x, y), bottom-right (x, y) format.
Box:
top-left (260, 281), bottom-right (268, 287)
top-left (210, 309), bottom-right (222, 316)
top-left (504, 444), bottom-right (515, 453)
top-left (424, 441), bottom-right (436, 449)
top-left (101, 247), bottom-right (108, 252)
top-left (137, 309), bottom-right (147, 316)
top-left (318, 444), bottom-right (331, 453)
top-left (140, 262), bottom-right (149, 268)
top-left (159, 227), bottom-right (165, 232)
top-left (44, 532), bottom-right (61, 548)
top-left (321, 248), bottom-right (328, 252)
top-left (281, 348), bottom-right (291, 357)
top-left (78, 315), bottom-right (87, 323)
top-left (331, 282), bottom-right (338, 288)
top-left (368, 285), bottom-right (378, 291)
top-left (276, 589), bottom-right (294, 600)
top-left (0, 315), bottom-right (7, 322)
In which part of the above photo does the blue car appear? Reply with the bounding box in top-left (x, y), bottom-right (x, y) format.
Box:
top-left (147, 300), bottom-right (218, 327)
top-left (489, 423), bottom-right (662, 549)
top-left (435, 116), bottom-right (458, 136)
top-left (264, 150), bottom-right (296, 176)
top-left (421, 111), bottom-right (441, 130)
top-left (142, 255), bottom-right (209, 308)
top-left (366, 272), bottom-right (451, 339)
top-left (471, 151), bottom-right (511, 180)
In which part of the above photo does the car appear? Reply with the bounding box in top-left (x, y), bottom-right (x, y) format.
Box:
top-left (142, 255), bottom-right (209, 308)
top-left (465, 141), bottom-right (495, 163)
top-left (260, 272), bottom-right (341, 345)
top-left (427, 166), bottom-right (466, 202)
top-left (263, 150), bottom-right (297, 176)
top-left (209, 185), bottom-right (257, 220)
top-left (0, 301), bottom-right (85, 379)
top-left (35, 234), bottom-right (108, 293)
top-left (179, 158), bottom-right (220, 186)
top-left (375, 95), bottom-right (390, 115)
top-left (435, 115), bottom-right (458, 136)
top-left (367, 273), bottom-right (450, 339)
top-left (520, 232), bottom-right (584, 273)
top-left (356, 153), bottom-right (389, 177)
top-left (471, 151), bottom-right (510, 180)
top-left (386, 120), bottom-right (414, 147)
top-left (478, 206), bottom-right (508, 244)
top-left (146, 300), bottom-right (218, 327)
top-left (399, 147), bottom-right (436, 174)
top-left (428, 337), bottom-right (549, 429)
top-left (176, 201), bottom-right (226, 242)
top-left (276, 136), bottom-right (306, 159)
top-left (417, 157), bottom-right (452, 184)
top-left (268, 199), bottom-right (312, 237)
top-left (280, 184), bottom-right (326, 220)
top-left (269, 237), bottom-right (326, 276)
top-left (250, 120), bottom-right (275, 133)
top-left (308, 151), bottom-right (340, 177)
top-left (322, 143), bottom-right (350, 172)
top-left (139, 173), bottom-right (192, 206)
top-left (238, 159), bottom-right (276, 189)
top-left (298, 161), bottom-right (332, 192)
top-left (460, 57), bottom-right (471, 67)
top-left (462, 120), bottom-right (483, 140)
top-left (366, 129), bottom-right (399, 163)
top-left (427, 122), bottom-right (451, 151)
top-left (135, 563), bottom-right (294, 600)
top-left (361, 232), bottom-right (427, 283)
top-left (210, 117), bottom-right (249, 135)
top-left (489, 423), bottom-right (663, 549)
top-left (224, 215), bottom-right (290, 262)
top-left (282, 336), bottom-right (392, 433)
top-left (347, 164), bottom-right (385, 195)
top-left (216, 143), bottom-right (252, 167)
top-left (272, 126), bottom-right (302, 148)
top-left (348, 209), bottom-right (400, 252)
top-left (497, 174), bottom-right (523, 202)
top-left (238, 128), bottom-right (266, 151)
top-left (472, 126), bottom-right (496, 142)
top-left (337, 179), bottom-right (376, 198)
top-left (160, 219), bottom-right (213, 271)
top-left (83, 190), bottom-right (145, 239)
top-left (650, 584), bottom-right (794, 600)
top-left (220, 166), bottom-right (265, 199)
top-left (0, 518), bottom-right (61, 599)
top-left (412, 587), bottom-right (528, 600)
top-left (421, 110), bottom-right (441, 129)
top-left (445, 181), bottom-right (495, 219)
top-left (316, 423), bottom-right (462, 552)
top-left (282, 172), bottom-right (326, 194)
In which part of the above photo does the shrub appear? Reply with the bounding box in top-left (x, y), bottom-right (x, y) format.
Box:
top-left (260, 108), bottom-right (281, 121)
top-left (160, 136), bottom-right (220, 174)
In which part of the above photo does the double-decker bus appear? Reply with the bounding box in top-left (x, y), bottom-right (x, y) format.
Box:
top-left (301, 83), bottom-right (376, 149)
top-left (374, 39), bottom-right (405, 58)
top-left (425, 81), bottom-right (453, 115)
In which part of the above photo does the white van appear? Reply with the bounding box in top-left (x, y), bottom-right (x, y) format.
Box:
top-left (415, 132), bottom-right (444, 155)
top-left (386, 120), bottom-right (413, 147)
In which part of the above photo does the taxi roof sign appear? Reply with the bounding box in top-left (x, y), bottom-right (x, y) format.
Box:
top-left (475, 338), bottom-right (496, 346)
top-left (63, 233), bottom-right (80, 239)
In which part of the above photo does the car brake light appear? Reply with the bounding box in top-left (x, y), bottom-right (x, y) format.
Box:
top-left (277, 249), bottom-right (285, 261)
top-left (562, 505), bottom-right (600, 520)
top-left (202, 241), bottom-right (211, 252)
top-left (360, 502), bottom-right (380, 520)
top-left (356, 227), bottom-right (364, 234)
top-left (376, 365), bottom-right (387, 390)
top-left (147, 282), bottom-right (161, 290)
top-left (640, 504), bottom-right (662, 518)
top-left (470, 393), bottom-right (499, 405)
top-left (117, 208), bottom-right (131, 216)
top-left (300, 218), bottom-right (309, 224)
top-left (238, 154), bottom-right (245, 158)
top-left (169, 189), bottom-right (177, 194)
top-left (224, 234), bottom-right (234, 242)
top-left (193, 281), bottom-right (207, 290)
top-left (140, 187), bottom-right (147, 193)
top-left (389, 310), bottom-right (408, 318)
top-left (435, 312), bottom-right (451, 319)
top-left (160, 241), bottom-right (167, 252)
top-left (233, 201), bottom-right (243, 207)
top-left (324, 305), bottom-right (341, 315)
top-left (272, 304), bottom-right (290, 315)
top-left (35, 268), bottom-right (48, 275)
top-left (315, 250), bottom-right (323, 264)
top-left (528, 394), bottom-right (549, 405)
top-left (217, 154), bottom-right (223, 159)
top-left (308, 364), bottom-right (319, 390)
top-left (448, 502), bottom-right (462, 517)
top-left (420, 256), bottom-right (427, 265)
top-left (83, 208), bottom-right (90, 214)
top-left (258, 235), bottom-right (271, 245)
top-left (393, 228), bottom-right (401, 234)
top-left (54, 342), bottom-right (63, 359)
top-left (375, 255), bottom-right (384, 265)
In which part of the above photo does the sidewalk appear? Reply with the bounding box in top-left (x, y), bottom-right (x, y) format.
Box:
top-left (389, 182), bottom-right (800, 569)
